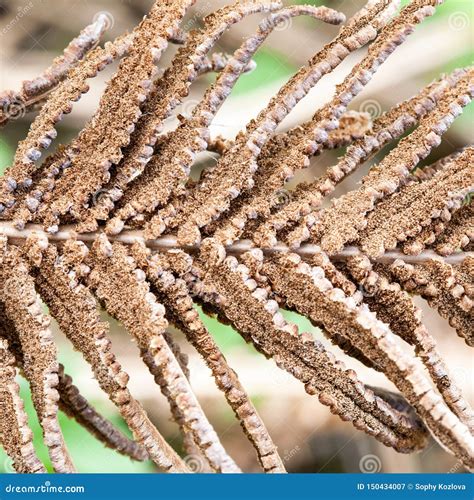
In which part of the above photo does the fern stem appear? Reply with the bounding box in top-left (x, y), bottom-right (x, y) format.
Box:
top-left (0, 221), bottom-right (471, 265)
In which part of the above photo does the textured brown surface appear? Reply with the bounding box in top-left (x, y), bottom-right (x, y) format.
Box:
top-left (209, 111), bottom-right (371, 244)
top-left (88, 237), bottom-right (239, 472)
top-left (0, 242), bottom-right (74, 472)
top-left (0, 338), bottom-right (46, 473)
top-left (57, 364), bottom-right (148, 462)
top-left (262, 70), bottom-right (466, 249)
top-left (435, 202), bottom-right (474, 256)
top-left (165, 3), bottom-right (385, 245)
top-left (40, 0), bottom-right (195, 229)
top-left (358, 148), bottom-right (474, 257)
top-left (131, 243), bottom-right (285, 472)
top-left (77, 0), bottom-right (281, 233)
top-left (189, 240), bottom-right (429, 454)
top-left (0, 34), bottom-right (133, 210)
top-left (109, 5), bottom-right (344, 239)
top-left (1, 0), bottom-right (473, 474)
top-left (0, 15), bottom-right (109, 127)
top-left (33, 241), bottom-right (186, 471)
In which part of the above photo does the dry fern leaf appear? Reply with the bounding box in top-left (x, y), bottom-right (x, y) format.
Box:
top-left (358, 147), bottom-right (474, 257)
top-left (0, 237), bottom-right (75, 472)
top-left (187, 240), bottom-right (429, 454)
top-left (0, 0), bottom-right (473, 475)
top-left (160, 2), bottom-right (394, 245)
top-left (400, 155), bottom-right (469, 256)
top-left (77, 0), bottom-right (282, 233)
top-left (0, 34), bottom-right (134, 211)
top-left (0, 339), bottom-right (46, 473)
top-left (0, 14), bottom-right (110, 128)
top-left (39, 1), bottom-right (197, 230)
top-left (258, 69), bottom-right (467, 248)
top-left (0, 289), bottom-right (149, 463)
top-left (107, 4), bottom-right (346, 237)
top-left (257, 251), bottom-right (473, 468)
top-left (31, 239), bottom-right (189, 472)
top-left (131, 243), bottom-right (285, 472)
top-left (215, 0), bottom-right (436, 248)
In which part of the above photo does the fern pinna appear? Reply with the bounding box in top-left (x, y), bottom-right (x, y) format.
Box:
top-left (0, 0), bottom-right (472, 473)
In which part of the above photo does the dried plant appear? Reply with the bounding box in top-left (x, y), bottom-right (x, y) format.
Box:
top-left (0, 0), bottom-right (472, 474)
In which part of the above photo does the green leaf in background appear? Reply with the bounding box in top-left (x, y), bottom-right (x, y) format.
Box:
top-left (229, 49), bottom-right (297, 96)
top-left (0, 138), bottom-right (13, 175)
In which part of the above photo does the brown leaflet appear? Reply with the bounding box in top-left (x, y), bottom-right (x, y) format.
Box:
top-left (161, 2), bottom-right (393, 245)
top-left (32, 240), bottom-right (188, 472)
top-left (211, 1), bottom-right (443, 247)
top-left (87, 237), bottom-right (240, 473)
top-left (258, 251), bottom-right (474, 468)
top-left (435, 202), bottom-right (474, 256)
top-left (6, 146), bottom-right (70, 229)
top-left (57, 365), bottom-right (148, 462)
top-left (130, 243), bottom-right (286, 473)
top-left (208, 111), bottom-right (371, 244)
top-left (0, 14), bottom-right (109, 128)
top-left (0, 243), bottom-right (74, 472)
top-left (0, 34), bottom-right (134, 212)
top-left (107, 4), bottom-right (345, 237)
top-left (401, 152), bottom-right (471, 256)
top-left (0, 339), bottom-right (46, 473)
top-left (0, 283), bottom-right (150, 463)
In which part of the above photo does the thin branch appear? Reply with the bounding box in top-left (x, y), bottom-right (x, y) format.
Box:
top-left (0, 222), bottom-right (471, 265)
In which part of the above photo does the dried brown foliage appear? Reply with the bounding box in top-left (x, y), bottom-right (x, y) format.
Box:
top-left (0, 0), bottom-right (472, 473)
